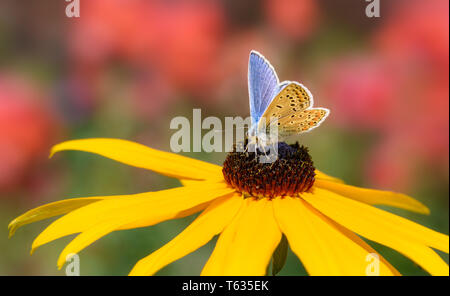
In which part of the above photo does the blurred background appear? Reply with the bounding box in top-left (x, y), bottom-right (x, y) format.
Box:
top-left (0, 0), bottom-right (448, 275)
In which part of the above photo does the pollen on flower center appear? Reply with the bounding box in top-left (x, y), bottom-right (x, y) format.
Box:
top-left (222, 140), bottom-right (316, 199)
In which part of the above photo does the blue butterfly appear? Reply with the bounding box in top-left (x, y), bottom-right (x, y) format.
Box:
top-left (247, 50), bottom-right (329, 142)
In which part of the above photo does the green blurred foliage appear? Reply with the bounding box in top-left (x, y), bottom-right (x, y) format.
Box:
top-left (0, 0), bottom-right (448, 275)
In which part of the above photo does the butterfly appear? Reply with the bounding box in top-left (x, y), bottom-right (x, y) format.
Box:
top-left (247, 50), bottom-right (329, 143)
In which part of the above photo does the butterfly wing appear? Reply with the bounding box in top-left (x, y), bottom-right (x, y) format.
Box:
top-left (276, 108), bottom-right (329, 138)
top-left (258, 82), bottom-right (329, 138)
top-left (258, 82), bottom-right (313, 126)
top-left (248, 51), bottom-right (280, 127)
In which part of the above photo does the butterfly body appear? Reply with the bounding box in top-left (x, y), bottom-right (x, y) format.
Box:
top-left (247, 50), bottom-right (329, 146)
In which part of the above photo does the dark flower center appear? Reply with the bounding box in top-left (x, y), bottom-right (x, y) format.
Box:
top-left (222, 140), bottom-right (316, 199)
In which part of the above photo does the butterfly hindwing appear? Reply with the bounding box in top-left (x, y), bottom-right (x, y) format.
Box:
top-left (275, 108), bottom-right (329, 138)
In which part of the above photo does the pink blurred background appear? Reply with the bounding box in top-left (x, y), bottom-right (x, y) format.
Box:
top-left (0, 0), bottom-right (448, 275)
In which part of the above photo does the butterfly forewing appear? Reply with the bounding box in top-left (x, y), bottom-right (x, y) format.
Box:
top-left (248, 51), bottom-right (280, 126)
top-left (258, 82), bottom-right (313, 128)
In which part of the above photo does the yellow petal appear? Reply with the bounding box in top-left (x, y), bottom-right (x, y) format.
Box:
top-left (32, 181), bottom-right (234, 254)
top-left (315, 170), bottom-right (345, 184)
top-left (273, 197), bottom-right (397, 276)
top-left (8, 197), bottom-right (114, 238)
top-left (180, 179), bottom-right (204, 186)
top-left (326, 215), bottom-right (401, 276)
top-left (303, 188), bottom-right (449, 275)
top-left (50, 138), bottom-right (223, 181)
top-left (201, 198), bottom-right (281, 276)
top-left (57, 216), bottom-right (131, 269)
top-left (314, 179), bottom-right (429, 214)
top-left (129, 194), bottom-right (243, 276)
top-left (59, 200), bottom-right (215, 269)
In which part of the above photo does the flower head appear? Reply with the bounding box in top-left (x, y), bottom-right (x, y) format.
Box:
top-left (8, 138), bottom-right (449, 275)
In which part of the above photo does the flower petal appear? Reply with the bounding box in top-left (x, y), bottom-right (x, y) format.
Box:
top-left (315, 170), bottom-right (344, 184)
top-left (314, 179), bottom-right (430, 214)
top-left (50, 138), bottom-right (223, 180)
top-left (326, 215), bottom-right (401, 276)
top-left (129, 194), bottom-right (243, 276)
top-left (201, 198), bottom-right (281, 276)
top-left (273, 197), bottom-right (398, 275)
top-left (180, 179), bottom-right (204, 186)
top-left (303, 188), bottom-right (449, 275)
top-left (57, 216), bottom-right (131, 269)
top-left (8, 197), bottom-right (113, 238)
top-left (31, 181), bottom-right (234, 254)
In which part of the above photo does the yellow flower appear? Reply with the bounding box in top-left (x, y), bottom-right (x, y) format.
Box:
top-left (8, 138), bottom-right (449, 276)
